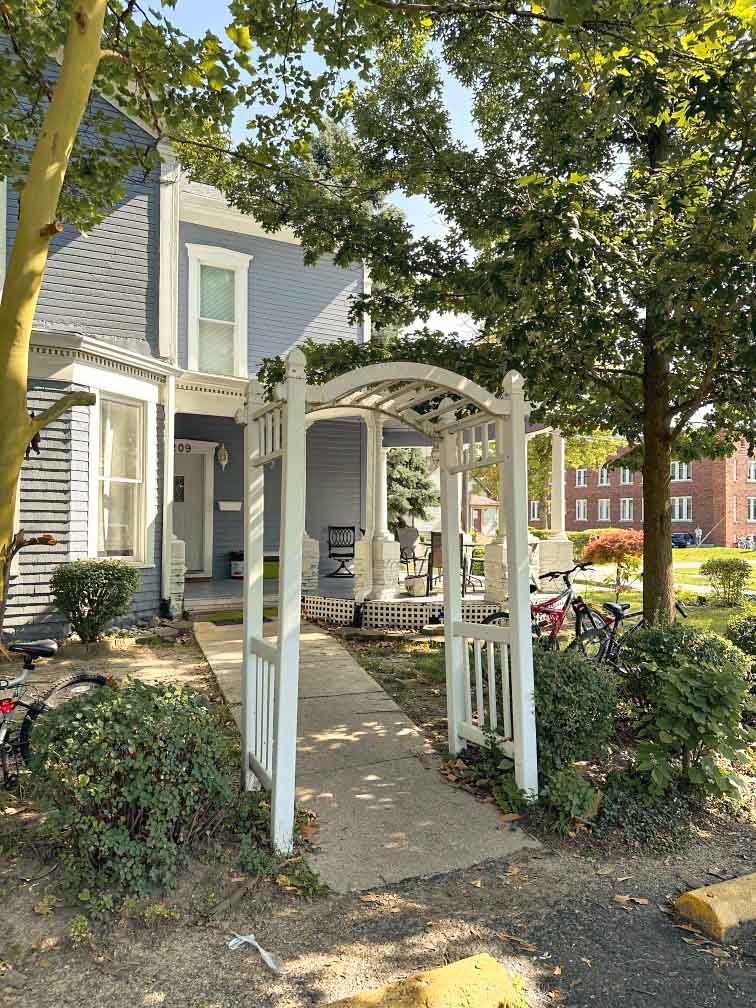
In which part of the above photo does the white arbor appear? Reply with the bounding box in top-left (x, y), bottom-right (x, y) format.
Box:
top-left (242, 349), bottom-right (538, 852)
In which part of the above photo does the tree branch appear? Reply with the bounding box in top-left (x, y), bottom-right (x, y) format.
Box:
top-left (31, 391), bottom-right (96, 434)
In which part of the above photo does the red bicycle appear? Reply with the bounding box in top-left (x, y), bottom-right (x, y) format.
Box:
top-left (483, 562), bottom-right (606, 651)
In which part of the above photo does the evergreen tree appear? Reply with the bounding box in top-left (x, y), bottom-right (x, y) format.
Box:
top-left (387, 449), bottom-right (438, 528)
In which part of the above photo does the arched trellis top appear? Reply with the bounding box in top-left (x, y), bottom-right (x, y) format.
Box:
top-left (272, 361), bottom-right (528, 446)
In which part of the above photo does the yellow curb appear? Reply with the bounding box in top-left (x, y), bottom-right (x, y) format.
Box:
top-left (674, 872), bottom-right (756, 941)
top-left (324, 954), bottom-right (526, 1008)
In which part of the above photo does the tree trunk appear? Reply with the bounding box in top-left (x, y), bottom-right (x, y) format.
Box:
top-left (642, 344), bottom-right (675, 625)
top-left (0, 1), bottom-right (106, 648)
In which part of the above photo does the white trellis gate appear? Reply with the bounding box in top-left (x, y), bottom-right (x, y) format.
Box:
top-left (241, 351), bottom-right (538, 853)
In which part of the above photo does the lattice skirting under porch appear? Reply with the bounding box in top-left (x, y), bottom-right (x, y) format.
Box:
top-left (301, 595), bottom-right (501, 631)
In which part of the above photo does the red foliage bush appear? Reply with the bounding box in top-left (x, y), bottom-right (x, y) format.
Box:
top-left (583, 529), bottom-right (644, 565)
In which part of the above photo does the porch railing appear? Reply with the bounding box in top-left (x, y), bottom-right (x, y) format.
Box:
top-left (451, 620), bottom-right (514, 754)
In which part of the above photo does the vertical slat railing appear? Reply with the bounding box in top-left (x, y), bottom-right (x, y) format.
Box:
top-left (452, 620), bottom-right (514, 755)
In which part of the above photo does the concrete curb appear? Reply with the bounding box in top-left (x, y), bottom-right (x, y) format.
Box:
top-left (323, 954), bottom-right (526, 1008)
top-left (674, 872), bottom-right (756, 941)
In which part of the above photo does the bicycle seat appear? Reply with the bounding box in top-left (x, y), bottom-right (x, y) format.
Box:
top-left (602, 602), bottom-right (630, 619)
top-left (9, 640), bottom-right (58, 659)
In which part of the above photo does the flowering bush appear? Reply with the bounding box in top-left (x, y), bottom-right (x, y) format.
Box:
top-left (582, 529), bottom-right (644, 600)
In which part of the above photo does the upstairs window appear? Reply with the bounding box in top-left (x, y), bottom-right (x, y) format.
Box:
top-left (598, 466), bottom-right (610, 486)
top-left (187, 244), bottom-right (251, 377)
top-left (748, 460), bottom-right (756, 482)
top-left (670, 461), bottom-right (692, 481)
top-left (575, 468), bottom-right (587, 487)
top-left (530, 500), bottom-right (540, 520)
top-left (620, 467), bottom-right (633, 484)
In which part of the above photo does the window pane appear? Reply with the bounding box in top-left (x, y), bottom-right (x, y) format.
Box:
top-left (200, 264), bottom-right (235, 323)
top-left (99, 480), bottom-right (139, 557)
top-left (100, 399), bottom-right (140, 480)
top-left (198, 319), bottom-right (235, 375)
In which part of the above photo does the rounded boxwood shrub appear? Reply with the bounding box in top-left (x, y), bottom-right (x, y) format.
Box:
top-left (51, 559), bottom-right (140, 643)
top-left (533, 647), bottom-right (619, 776)
top-left (621, 624), bottom-right (750, 796)
top-left (31, 681), bottom-right (233, 894)
top-left (700, 557), bottom-right (752, 606)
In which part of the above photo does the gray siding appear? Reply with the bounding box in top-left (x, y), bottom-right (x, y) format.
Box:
top-left (173, 414), bottom-right (363, 578)
top-left (177, 222), bottom-right (363, 374)
top-left (6, 95), bottom-right (160, 357)
top-left (8, 382), bottom-right (163, 639)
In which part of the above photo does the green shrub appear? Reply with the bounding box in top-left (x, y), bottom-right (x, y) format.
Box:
top-left (622, 624), bottom-right (750, 796)
top-left (32, 681), bottom-right (233, 894)
top-left (51, 559), bottom-right (140, 642)
top-left (541, 765), bottom-right (600, 834)
top-left (700, 557), bottom-right (752, 606)
top-left (533, 647), bottom-right (619, 776)
top-left (727, 613), bottom-right (756, 679)
top-left (592, 772), bottom-right (696, 852)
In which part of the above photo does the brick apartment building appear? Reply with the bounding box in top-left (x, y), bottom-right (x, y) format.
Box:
top-left (530, 440), bottom-right (756, 547)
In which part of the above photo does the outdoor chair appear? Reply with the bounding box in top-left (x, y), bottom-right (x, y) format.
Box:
top-left (326, 525), bottom-right (357, 577)
top-left (416, 532), bottom-right (480, 596)
top-left (396, 526), bottom-right (427, 576)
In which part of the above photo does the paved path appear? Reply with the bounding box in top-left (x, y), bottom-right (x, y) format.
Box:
top-left (194, 620), bottom-right (538, 892)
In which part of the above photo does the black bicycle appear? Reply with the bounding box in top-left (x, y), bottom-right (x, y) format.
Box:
top-left (0, 638), bottom-right (107, 790)
top-left (570, 597), bottom-right (689, 670)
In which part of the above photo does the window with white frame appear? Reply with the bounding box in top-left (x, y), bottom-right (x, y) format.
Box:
top-left (620, 497), bottom-right (634, 522)
top-left (98, 397), bottom-right (145, 561)
top-left (597, 498), bottom-right (610, 521)
top-left (670, 461), bottom-right (692, 481)
top-left (671, 496), bottom-right (693, 522)
top-left (575, 498), bottom-right (588, 521)
top-left (620, 466), bottom-right (633, 484)
top-left (748, 497), bottom-right (756, 522)
top-left (530, 499), bottom-right (540, 520)
top-left (187, 244), bottom-right (251, 377)
top-left (733, 498), bottom-right (737, 522)
top-left (575, 468), bottom-right (587, 487)
top-left (748, 460), bottom-right (756, 482)
top-left (598, 466), bottom-right (610, 486)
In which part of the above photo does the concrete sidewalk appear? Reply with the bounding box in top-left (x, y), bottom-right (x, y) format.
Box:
top-left (194, 620), bottom-right (538, 891)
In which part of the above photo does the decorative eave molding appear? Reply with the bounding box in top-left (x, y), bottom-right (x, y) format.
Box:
top-left (30, 329), bottom-right (181, 384)
top-left (176, 369), bottom-right (261, 401)
top-left (180, 186), bottom-right (301, 247)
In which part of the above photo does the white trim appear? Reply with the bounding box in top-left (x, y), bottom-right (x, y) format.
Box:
top-left (361, 263), bottom-right (372, 343)
top-left (597, 466), bottom-right (610, 486)
top-left (620, 466), bottom-right (633, 485)
top-left (619, 497), bottom-right (634, 522)
top-left (0, 176), bottom-right (6, 294)
top-left (670, 461), bottom-right (692, 481)
top-left (575, 468), bottom-right (587, 487)
top-left (173, 438), bottom-right (217, 578)
top-left (597, 498), bottom-right (610, 522)
top-left (671, 495), bottom-right (693, 522)
top-left (158, 156), bottom-right (181, 361)
top-left (747, 460), bottom-right (756, 482)
top-left (575, 498), bottom-right (588, 522)
top-left (181, 184), bottom-right (301, 246)
top-left (161, 375), bottom-right (176, 600)
top-left (31, 329), bottom-right (180, 381)
top-left (747, 496), bottom-right (756, 523)
top-left (186, 243), bottom-right (251, 378)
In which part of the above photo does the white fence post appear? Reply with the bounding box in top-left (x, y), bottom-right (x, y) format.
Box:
top-left (242, 389), bottom-right (265, 792)
top-left (440, 432), bottom-right (466, 755)
top-left (271, 348), bottom-right (307, 852)
top-left (499, 373), bottom-right (539, 797)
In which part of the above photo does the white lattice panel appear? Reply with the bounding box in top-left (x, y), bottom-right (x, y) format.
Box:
top-left (302, 595), bottom-right (356, 626)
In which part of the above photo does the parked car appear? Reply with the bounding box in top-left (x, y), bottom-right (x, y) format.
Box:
top-left (671, 532), bottom-right (695, 548)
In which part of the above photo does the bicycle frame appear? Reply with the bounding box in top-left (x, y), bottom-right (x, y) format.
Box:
top-left (533, 562), bottom-right (595, 643)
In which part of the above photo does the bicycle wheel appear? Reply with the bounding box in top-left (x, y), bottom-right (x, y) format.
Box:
top-left (569, 608), bottom-right (611, 661)
top-left (18, 673), bottom-right (107, 765)
top-left (483, 611), bottom-right (555, 649)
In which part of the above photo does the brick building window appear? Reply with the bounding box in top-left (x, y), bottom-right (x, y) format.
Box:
top-left (670, 461), bottom-right (692, 481)
top-left (598, 498), bottom-right (610, 521)
top-left (575, 468), bottom-right (587, 487)
top-left (748, 497), bottom-right (756, 522)
top-left (530, 500), bottom-right (540, 520)
top-left (748, 461), bottom-right (756, 482)
top-left (620, 498), bottom-right (634, 522)
top-left (575, 499), bottom-right (588, 522)
top-left (598, 466), bottom-right (610, 486)
top-left (671, 496), bottom-right (693, 522)
top-left (620, 467), bottom-right (633, 484)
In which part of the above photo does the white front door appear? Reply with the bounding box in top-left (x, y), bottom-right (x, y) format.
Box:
top-left (174, 440), bottom-right (216, 577)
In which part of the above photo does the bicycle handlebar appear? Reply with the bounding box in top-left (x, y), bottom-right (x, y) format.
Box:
top-left (540, 562), bottom-right (593, 581)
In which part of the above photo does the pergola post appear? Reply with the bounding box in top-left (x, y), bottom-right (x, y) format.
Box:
top-left (241, 390), bottom-right (265, 792)
top-left (499, 374), bottom-right (539, 796)
top-left (301, 418), bottom-right (320, 595)
top-left (271, 348), bottom-right (307, 851)
top-left (538, 429), bottom-right (574, 575)
top-left (440, 432), bottom-right (466, 755)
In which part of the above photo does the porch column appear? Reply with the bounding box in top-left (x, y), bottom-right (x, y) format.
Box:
top-left (301, 418), bottom-right (320, 595)
top-left (539, 428), bottom-right (574, 574)
top-left (354, 414), bottom-right (375, 602)
top-left (367, 415), bottom-right (400, 600)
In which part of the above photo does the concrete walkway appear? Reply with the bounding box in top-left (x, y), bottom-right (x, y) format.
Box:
top-left (194, 620), bottom-right (538, 892)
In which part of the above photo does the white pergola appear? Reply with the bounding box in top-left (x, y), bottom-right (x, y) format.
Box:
top-left (241, 349), bottom-right (538, 852)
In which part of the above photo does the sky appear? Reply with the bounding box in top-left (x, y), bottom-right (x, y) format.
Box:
top-left (171, 1), bottom-right (478, 337)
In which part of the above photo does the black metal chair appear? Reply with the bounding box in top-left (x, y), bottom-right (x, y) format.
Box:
top-left (420, 532), bottom-right (481, 596)
top-left (326, 525), bottom-right (357, 577)
top-left (397, 526), bottom-right (425, 575)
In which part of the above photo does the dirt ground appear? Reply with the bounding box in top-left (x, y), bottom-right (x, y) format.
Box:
top-left (1, 634), bottom-right (754, 1008)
